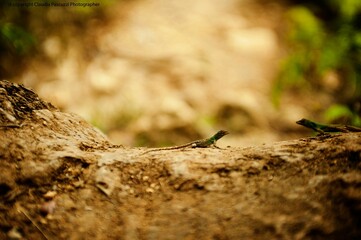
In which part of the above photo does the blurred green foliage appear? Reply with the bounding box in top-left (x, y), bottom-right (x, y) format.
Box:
top-left (0, 23), bottom-right (36, 55)
top-left (273, 0), bottom-right (361, 125)
top-left (323, 104), bottom-right (360, 124)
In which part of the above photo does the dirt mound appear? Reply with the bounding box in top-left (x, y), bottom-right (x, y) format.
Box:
top-left (1, 80), bottom-right (361, 239)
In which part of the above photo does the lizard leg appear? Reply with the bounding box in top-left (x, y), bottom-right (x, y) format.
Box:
top-left (212, 144), bottom-right (223, 149)
top-left (314, 128), bottom-right (325, 135)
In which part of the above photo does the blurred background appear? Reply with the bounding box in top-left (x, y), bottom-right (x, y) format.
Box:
top-left (1, 0), bottom-right (360, 147)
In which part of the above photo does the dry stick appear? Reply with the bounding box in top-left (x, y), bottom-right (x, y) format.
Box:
top-left (19, 207), bottom-right (51, 240)
top-left (0, 124), bottom-right (21, 128)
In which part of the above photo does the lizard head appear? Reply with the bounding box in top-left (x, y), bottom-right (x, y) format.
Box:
top-left (213, 130), bottom-right (229, 140)
top-left (296, 118), bottom-right (308, 125)
top-left (296, 118), bottom-right (314, 127)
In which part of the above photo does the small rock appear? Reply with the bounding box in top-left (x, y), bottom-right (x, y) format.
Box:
top-left (43, 191), bottom-right (57, 199)
top-left (7, 227), bottom-right (22, 239)
top-left (73, 179), bottom-right (84, 188)
top-left (85, 206), bottom-right (93, 211)
top-left (95, 166), bottom-right (119, 196)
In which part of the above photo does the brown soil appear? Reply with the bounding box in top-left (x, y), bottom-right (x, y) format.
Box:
top-left (1, 80), bottom-right (361, 239)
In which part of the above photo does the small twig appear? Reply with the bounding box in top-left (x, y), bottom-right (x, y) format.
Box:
top-left (0, 124), bottom-right (21, 128)
top-left (18, 207), bottom-right (51, 240)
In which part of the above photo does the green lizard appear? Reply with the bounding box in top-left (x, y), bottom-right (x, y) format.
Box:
top-left (296, 118), bottom-right (361, 135)
top-left (140, 130), bottom-right (229, 155)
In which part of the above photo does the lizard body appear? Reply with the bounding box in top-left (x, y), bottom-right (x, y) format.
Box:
top-left (140, 130), bottom-right (229, 155)
top-left (296, 118), bottom-right (361, 135)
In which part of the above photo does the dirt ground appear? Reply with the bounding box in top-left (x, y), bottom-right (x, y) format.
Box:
top-left (1, 81), bottom-right (361, 240)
